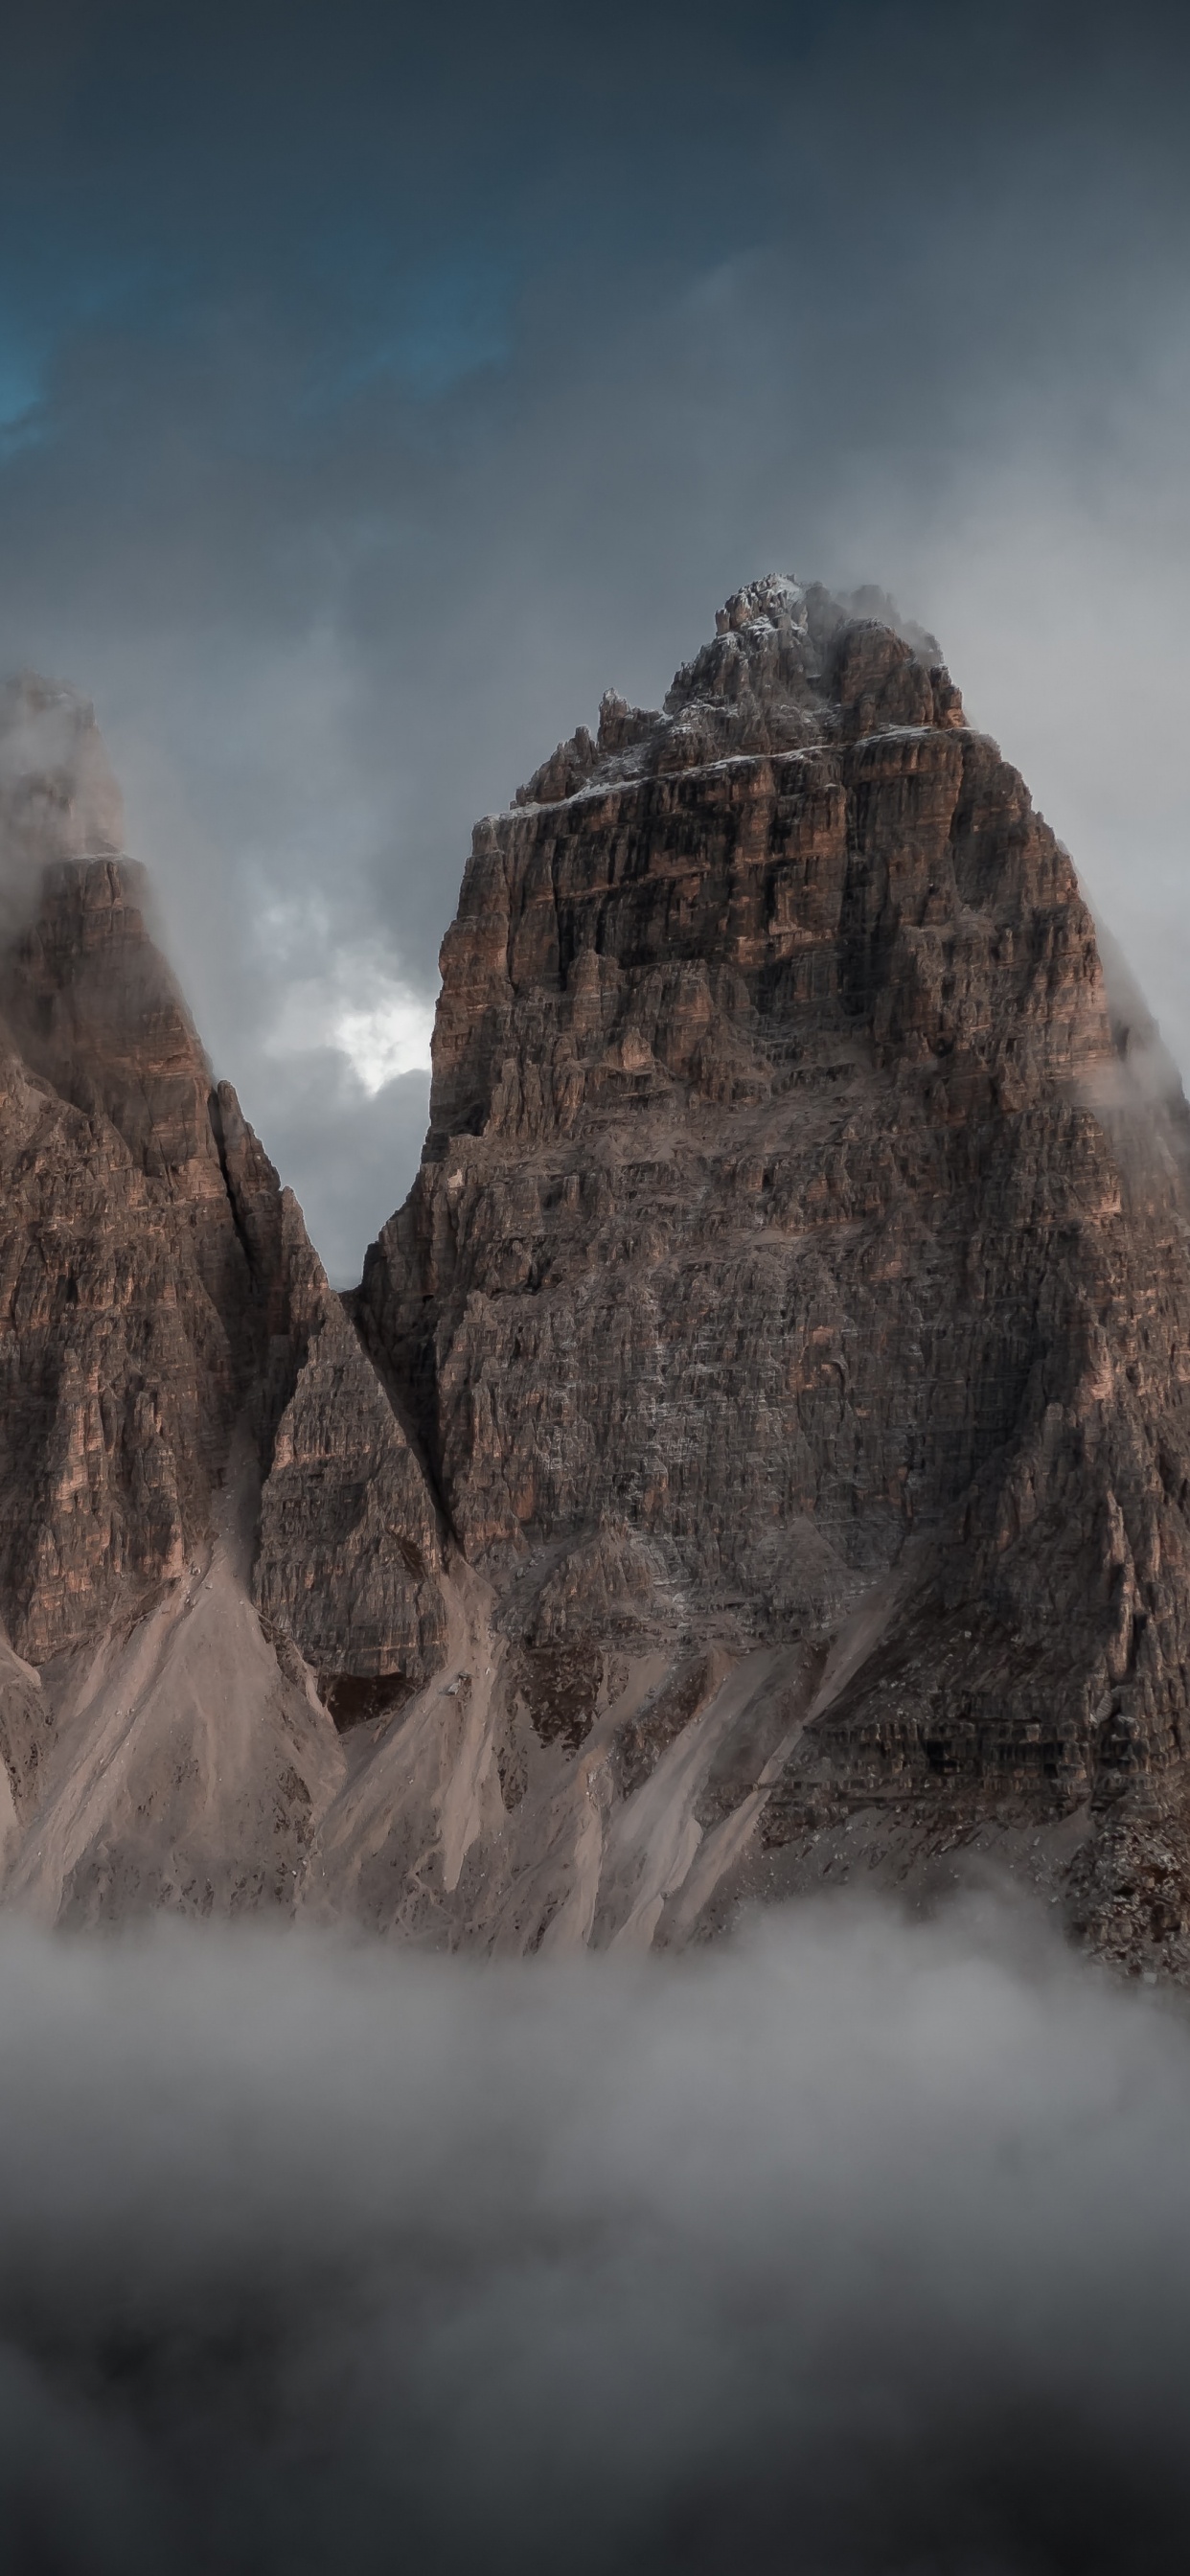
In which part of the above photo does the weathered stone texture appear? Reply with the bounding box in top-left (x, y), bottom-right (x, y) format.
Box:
top-left (252, 1197), bottom-right (446, 1695)
top-left (355, 574), bottom-right (1190, 1968)
top-left (0, 859), bottom-right (257, 1659)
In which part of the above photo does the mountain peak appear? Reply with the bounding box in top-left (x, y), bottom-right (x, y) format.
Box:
top-left (514, 577), bottom-right (962, 809)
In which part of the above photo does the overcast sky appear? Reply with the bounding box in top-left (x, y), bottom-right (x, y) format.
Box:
top-left (2, 0), bottom-right (1189, 1279)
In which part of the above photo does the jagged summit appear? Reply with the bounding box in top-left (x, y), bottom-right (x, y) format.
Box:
top-left (514, 575), bottom-right (964, 808)
top-left (702, 570), bottom-right (940, 670)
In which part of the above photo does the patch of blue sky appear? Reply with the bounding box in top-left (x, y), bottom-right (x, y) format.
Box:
top-left (0, 336), bottom-right (44, 441)
top-left (390, 264), bottom-right (512, 398)
top-left (0, 248), bottom-right (179, 456)
top-left (304, 241), bottom-right (515, 414)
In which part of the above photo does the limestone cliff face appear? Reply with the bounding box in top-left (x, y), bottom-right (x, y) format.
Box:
top-left (253, 1193), bottom-right (446, 1713)
top-left (0, 856), bottom-right (256, 1663)
top-left (353, 576), bottom-right (1190, 1971)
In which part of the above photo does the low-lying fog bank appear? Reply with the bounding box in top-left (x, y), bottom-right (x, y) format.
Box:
top-left (1, 1897), bottom-right (1188, 2573)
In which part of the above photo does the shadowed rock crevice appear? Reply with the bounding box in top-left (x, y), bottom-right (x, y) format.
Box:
top-left (342, 1276), bottom-right (461, 1553)
top-left (206, 1083), bottom-right (258, 1284)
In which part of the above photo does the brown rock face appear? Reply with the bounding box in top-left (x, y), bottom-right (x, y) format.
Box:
top-left (0, 855), bottom-right (257, 1661)
top-left (253, 1195), bottom-right (446, 1707)
top-left (354, 574), bottom-right (1190, 1970)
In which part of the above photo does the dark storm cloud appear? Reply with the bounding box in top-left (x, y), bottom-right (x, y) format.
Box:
top-left (0, 0), bottom-right (1188, 1276)
top-left (3, 1898), bottom-right (1190, 2572)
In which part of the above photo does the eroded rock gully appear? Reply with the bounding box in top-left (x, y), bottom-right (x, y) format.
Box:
top-left (2, 591), bottom-right (1190, 1973)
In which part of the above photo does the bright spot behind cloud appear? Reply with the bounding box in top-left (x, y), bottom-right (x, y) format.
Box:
top-left (265, 951), bottom-right (437, 1093)
top-left (332, 986), bottom-right (436, 1090)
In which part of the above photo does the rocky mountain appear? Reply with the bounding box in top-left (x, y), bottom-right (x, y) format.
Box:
top-left (3, 590), bottom-right (1190, 1973)
top-left (0, 679), bottom-right (446, 1914)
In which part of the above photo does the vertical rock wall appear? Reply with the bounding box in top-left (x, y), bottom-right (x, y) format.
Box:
top-left (354, 578), bottom-right (1190, 1967)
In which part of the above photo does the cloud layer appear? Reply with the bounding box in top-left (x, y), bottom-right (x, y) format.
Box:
top-left (2, 1898), bottom-right (1190, 2571)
